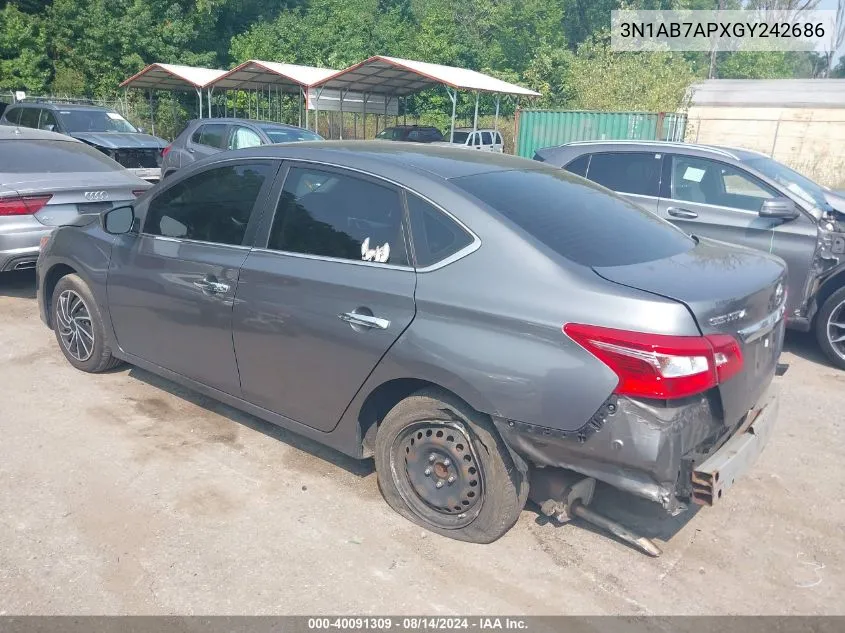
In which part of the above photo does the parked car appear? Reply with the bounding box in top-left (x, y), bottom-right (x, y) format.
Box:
top-left (161, 118), bottom-right (324, 178)
top-left (534, 141), bottom-right (845, 369)
top-left (432, 128), bottom-right (504, 152)
top-left (0, 126), bottom-right (150, 273)
top-left (0, 100), bottom-right (167, 182)
top-left (37, 143), bottom-right (786, 546)
top-left (374, 125), bottom-right (444, 143)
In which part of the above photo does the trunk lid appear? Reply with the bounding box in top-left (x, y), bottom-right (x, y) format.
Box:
top-left (593, 237), bottom-right (787, 424)
top-left (3, 171), bottom-right (150, 227)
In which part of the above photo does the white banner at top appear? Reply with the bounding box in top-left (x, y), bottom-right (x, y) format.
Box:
top-left (611, 9), bottom-right (838, 52)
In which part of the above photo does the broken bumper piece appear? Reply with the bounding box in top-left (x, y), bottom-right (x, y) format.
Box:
top-left (691, 386), bottom-right (779, 505)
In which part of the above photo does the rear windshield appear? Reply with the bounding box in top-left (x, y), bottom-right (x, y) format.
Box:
top-left (260, 126), bottom-right (323, 144)
top-left (58, 109), bottom-right (138, 133)
top-left (452, 169), bottom-right (694, 267)
top-left (0, 139), bottom-right (123, 173)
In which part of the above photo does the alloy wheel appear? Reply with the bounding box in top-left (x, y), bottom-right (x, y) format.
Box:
top-left (828, 298), bottom-right (845, 363)
top-left (56, 290), bottom-right (95, 362)
top-left (390, 421), bottom-right (484, 529)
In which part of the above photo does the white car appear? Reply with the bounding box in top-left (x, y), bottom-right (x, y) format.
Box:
top-left (433, 128), bottom-right (504, 153)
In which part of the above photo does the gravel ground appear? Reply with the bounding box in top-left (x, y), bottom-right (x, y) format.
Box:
top-left (0, 270), bottom-right (842, 615)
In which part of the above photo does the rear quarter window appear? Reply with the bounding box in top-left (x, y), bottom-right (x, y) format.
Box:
top-left (0, 139), bottom-right (123, 173)
top-left (407, 193), bottom-right (473, 268)
top-left (452, 169), bottom-right (694, 267)
top-left (563, 154), bottom-right (590, 177)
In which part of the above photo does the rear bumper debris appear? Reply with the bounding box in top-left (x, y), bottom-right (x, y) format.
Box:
top-left (691, 385), bottom-right (779, 505)
top-left (495, 381), bottom-right (779, 513)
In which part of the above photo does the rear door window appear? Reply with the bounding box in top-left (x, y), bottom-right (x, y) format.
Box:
top-left (144, 162), bottom-right (273, 245)
top-left (481, 132), bottom-right (492, 145)
top-left (267, 166), bottom-right (409, 267)
top-left (39, 110), bottom-right (59, 131)
top-left (0, 139), bottom-right (122, 173)
top-left (452, 168), bottom-right (693, 267)
top-left (585, 152), bottom-right (661, 197)
top-left (191, 123), bottom-right (227, 148)
top-left (17, 108), bottom-right (40, 128)
top-left (407, 193), bottom-right (473, 268)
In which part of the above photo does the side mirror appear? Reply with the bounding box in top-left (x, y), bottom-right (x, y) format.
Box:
top-left (102, 205), bottom-right (135, 235)
top-left (137, 126), bottom-right (146, 134)
top-left (759, 198), bottom-right (799, 220)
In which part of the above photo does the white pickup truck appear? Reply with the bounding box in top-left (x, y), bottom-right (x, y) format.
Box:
top-left (433, 128), bottom-right (504, 153)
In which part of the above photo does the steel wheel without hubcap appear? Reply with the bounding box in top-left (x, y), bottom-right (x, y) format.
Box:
top-left (390, 422), bottom-right (484, 529)
top-left (56, 289), bottom-right (94, 362)
top-left (828, 299), bottom-right (845, 363)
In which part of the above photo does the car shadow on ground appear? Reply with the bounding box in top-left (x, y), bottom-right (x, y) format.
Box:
top-left (126, 366), bottom-right (376, 479)
top-left (783, 330), bottom-right (835, 369)
top-left (0, 270), bottom-right (36, 299)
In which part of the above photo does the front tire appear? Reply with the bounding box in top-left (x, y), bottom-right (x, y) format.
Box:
top-left (51, 274), bottom-right (122, 373)
top-left (374, 389), bottom-right (528, 543)
top-left (815, 286), bottom-right (845, 370)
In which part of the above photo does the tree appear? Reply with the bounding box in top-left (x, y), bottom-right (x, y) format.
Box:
top-left (0, 4), bottom-right (50, 93)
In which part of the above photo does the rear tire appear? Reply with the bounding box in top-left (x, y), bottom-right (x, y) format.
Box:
top-left (815, 286), bottom-right (845, 370)
top-left (51, 274), bottom-right (122, 373)
top-left (374, 389), bottom-right (528, 543)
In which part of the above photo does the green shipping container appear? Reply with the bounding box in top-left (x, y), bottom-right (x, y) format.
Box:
top-left (515, 110), bottom-right (687, 159)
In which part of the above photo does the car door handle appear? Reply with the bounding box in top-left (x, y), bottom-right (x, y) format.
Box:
top-left (194, 279), bottom-right (230, 294)
top-left (667, 207), bottom-right (698, 219)
top-left (339, 312), bottom-right (390, 330)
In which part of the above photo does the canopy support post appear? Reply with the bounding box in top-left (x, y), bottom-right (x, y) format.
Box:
top-left (207, 87), bottom-right (214, 119)
top-left (196, 88), bottom-right (203, 119)
top-left (494, 94), bottom-right (500, 131)
top-left (148, 90), bottom-right (155, 136)
top-left (314, 87), bottom-right (325, 136)
top-left (383, 96), bottom-right (389, 134)
top-left (299, 87), bottom-right (304, 128)
top-left (304, 87), bottom-right (309, 130)
top-left (447, 87), bottom-right (457, 143)
top-left (472, 91), bottom-right (479, 134)
top-left (362, 92), bottom-right (368, 139)
top-left (402, 96), bottom-right (406, 126)
top-left (339, 89), bottom-right (346, 140)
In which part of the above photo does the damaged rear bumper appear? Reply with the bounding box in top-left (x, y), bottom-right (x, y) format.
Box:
top-left (494, 382), bottom-right (779, 513)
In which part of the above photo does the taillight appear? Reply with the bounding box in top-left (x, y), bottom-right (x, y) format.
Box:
top-left (161, 145), bottom-right (172, 158)
top-left (0, 194), bottom-right (53, 216)
top-left (563, 323), bottom-right (743, 400)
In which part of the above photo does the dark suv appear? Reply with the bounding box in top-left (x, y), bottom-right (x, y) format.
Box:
top-left (375, 125), bottom-right (444, 143)
top-left (1, 101), bottom-right (168, 182)
top-left (535, 141), bottom-right (845, 369)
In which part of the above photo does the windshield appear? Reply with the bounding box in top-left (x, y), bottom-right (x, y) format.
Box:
top-left (744, 156), bottom-right (829, 210)
top-left (260, 126), bottom-right (323, 144)
top-left (451, 132), bottom-right (470, 144)
top-left (59, 109), bottom-right (139, 134)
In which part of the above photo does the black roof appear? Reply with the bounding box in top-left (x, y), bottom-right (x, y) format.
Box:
top-left (230, 140), bottom-right (545, 180)
top-left (9, 101), bottom-right (116, 112)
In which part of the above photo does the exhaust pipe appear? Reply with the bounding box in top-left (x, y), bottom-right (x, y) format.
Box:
top-left (529, 468), bottom-right (663, 557)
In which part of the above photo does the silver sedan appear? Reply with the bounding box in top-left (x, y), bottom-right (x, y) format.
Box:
top-left (0, 126), bottom-right (151, 272)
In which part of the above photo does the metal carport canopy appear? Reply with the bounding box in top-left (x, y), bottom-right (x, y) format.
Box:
top-left (311, 55), bottom-right (540, 97)
top-left (309, 55), bottom-right (540, 141)
top-left (211, 60), bottom-right (338, 92)
top-left (120, 63), bottom-right (228, 120)
top-left (119, 63), bottom-right (227, 91)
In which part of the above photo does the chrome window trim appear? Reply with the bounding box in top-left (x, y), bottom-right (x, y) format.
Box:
top-left (566, 140), bottom-right (739, 160)
top-left (139, 234), bottom-right (252, 251)
top-left (260, 157), bottom-right (482, 273)
top-left (250, 247), bottom-right (415, 272)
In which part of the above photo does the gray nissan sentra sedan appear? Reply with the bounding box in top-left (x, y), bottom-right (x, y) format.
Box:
top-left (36, 142), bottom-right (787, 548)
